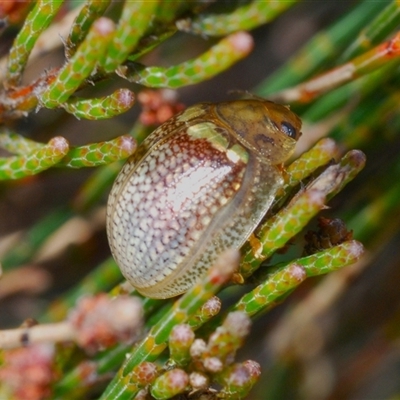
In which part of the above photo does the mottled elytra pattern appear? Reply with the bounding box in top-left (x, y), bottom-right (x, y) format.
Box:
top-left (107, 99), bottom-right (302, 298)
top-left (108, 126), bottom-right (246, 297)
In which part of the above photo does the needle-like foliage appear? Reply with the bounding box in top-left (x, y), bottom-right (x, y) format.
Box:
top-left (1, 1), bottom-right (399, 399)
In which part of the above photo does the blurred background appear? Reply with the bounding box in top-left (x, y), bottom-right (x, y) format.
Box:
top-left (1, 1), bottom-right (400, 399)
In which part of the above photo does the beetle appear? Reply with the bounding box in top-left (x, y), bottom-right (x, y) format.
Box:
top-left (106, 98), bottom-right (302, 298)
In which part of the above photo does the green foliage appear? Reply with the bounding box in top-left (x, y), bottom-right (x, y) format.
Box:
top-left (1, 1), bottom-right (400, 399)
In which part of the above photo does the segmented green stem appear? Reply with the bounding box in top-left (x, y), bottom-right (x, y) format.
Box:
top-left (54, 297), bottom-right (221, 397)
top-left (102, 1), bottom-right (159, 72)
top-left (40, 17), bottom-right (115, 108)
top-left (118, 31), bottom-right (254, 88)
top-left (240, 150), bottom-right (366, 277)
top-left (0, 131), bottom-right (44, 154)
top-left (177, 0), bottom-right (298, 36)
top-left (150, 369), bottom-right (188, 399)
top-left (0, 132), bottom-right (136, 171)
top-left (325, 150), bottom-right (367, 201)
top-left (58, 135), bottom-right (136, 168)
top-left (187, 297), bottom-right (221, 329)
top-left (66, 0), bottom-right (111, 58)
top-left (207, 312), bottom-right (251, 361)
top-left (6, 0), bottom-right (63, 87)
top-left (0, 136), bottom-right (69, 180)
top-left (235, 241), bottom-right (364, 317)
top-left (100, 249), bottom-right (239, 399)
top-left (286, 138), bottom-right (340, 187)
top-left (62, 89), bottom-right (135, 120)
top-left (218, 362), bottom-right (260, 399)
top-left (168, 325), bottom-right (195, 367)
top-left (241, 190), bottom-right (325, 279)
top-left (300, 240), bottom-right (364, 276)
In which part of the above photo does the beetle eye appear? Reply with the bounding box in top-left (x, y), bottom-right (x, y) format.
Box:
top-left (281, 121), bottom-right (297, 139)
